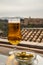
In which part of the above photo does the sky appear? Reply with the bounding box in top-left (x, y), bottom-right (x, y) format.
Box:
top-left (0, 0), bottom-right (43, 18)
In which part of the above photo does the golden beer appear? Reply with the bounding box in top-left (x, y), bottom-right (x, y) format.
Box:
top-left (8, 19), bottom-right (21, 45)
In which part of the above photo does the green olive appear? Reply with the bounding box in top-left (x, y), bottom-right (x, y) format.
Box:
top-left (16, 52), bottom-right (34, 60)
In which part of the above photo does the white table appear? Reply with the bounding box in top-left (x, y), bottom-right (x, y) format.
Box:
top-left (0, 53), bottom-right (43, 65)
top-left (0, 54), bottom-right (8, 65)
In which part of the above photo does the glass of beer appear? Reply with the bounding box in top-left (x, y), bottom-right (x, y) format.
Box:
top-left (8, 18), bottom-right (22, 52)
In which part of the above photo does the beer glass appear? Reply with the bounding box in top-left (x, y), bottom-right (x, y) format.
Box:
top-left (8, 18), bottom-right (22, 51)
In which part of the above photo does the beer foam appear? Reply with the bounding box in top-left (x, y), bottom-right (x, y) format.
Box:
top-left (8, 19), bottom-right (20, 23)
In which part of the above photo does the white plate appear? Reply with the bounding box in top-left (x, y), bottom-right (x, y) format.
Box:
top-left (6, 54), bottom-right (43, 65)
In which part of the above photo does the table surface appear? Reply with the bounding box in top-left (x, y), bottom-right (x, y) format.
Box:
top-left (0, 38), bottom-right (43, 65)
top-left (0, 45), bottom-right (43, 65)
top-left (0, 52), bottom-right (43, 65)
top-left (0, 54), bottom-right (8, 65)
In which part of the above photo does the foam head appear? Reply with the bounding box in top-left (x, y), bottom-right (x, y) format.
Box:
top-left (8, 18), bottom-right (20, 23)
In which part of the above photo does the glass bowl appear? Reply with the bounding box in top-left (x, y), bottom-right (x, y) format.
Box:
top-left (14, 51), bottom-right (37, 65)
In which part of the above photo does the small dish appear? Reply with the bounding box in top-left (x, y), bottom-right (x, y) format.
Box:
top-left (15, 51), bottom-right (37, 65)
